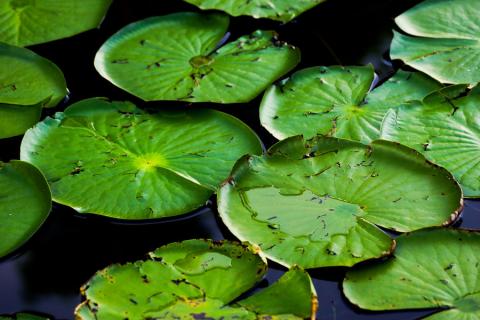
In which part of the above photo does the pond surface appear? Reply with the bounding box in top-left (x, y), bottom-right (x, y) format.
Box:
top-left (1, 0), bottom-right (479, 319)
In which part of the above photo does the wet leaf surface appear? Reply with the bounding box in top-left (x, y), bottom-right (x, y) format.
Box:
top-left (218, 136), bottom-right (462, 268)
top-left (94, 12), bottom-right (300, 103)
top-left (344, 228), bottom-right (480, 320)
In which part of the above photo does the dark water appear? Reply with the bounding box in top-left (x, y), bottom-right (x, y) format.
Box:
top-left (1, 0), bottom-right (479, 319)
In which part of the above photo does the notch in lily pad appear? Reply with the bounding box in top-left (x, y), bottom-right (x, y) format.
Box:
top-left (344, 228), bottom-right (480, 319)
top-left (0, 43), bottom-right (67, 139)
top-left (0, 160), bottom-right (51, 258)
top-left (182, 0), bottom-right (327, 23)
top-left (75, 239), bottom-right (317, 319)
top-left (391, 0), bottom-right (480, 84)
top-left (94, 12), bottom-right (300, 103)
top-left (0, 0), bottom-right (112, 47)
top-left (218, 135), bottom-right (463, 268)
top-left (20, 98), bottom-right (262, 220)
top-left (381, 84), bottom-right (480, 198)
top-left (260, 65), bottom-right (441, 143)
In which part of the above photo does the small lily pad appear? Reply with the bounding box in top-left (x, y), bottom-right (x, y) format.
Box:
top-left (381, 85), bottom-right (480, 198)
top-left (75, 239), bottom-right (316, 319)
top-left (343, 229), bottom-right (480, 319)
top-left (0, 43), bottom-right (67, 138)
top-left (218, 136), bottom-right (462, 268)
top-left (0, 160), bottom-right (51, 258)
top-left (94, 12), bottom-right (300, 103)
top-left (260, 65), bottom-right (440, 143)
top-left (182, 0), bottom-right (327, 22)
top-left (0, 0), bottom-right (112, 46)
top-left (391, 0), bottom-right (480, 84)
top-left (20, 98), bottom-right (262, 220)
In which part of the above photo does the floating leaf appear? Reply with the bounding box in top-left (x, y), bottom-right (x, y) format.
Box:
top-left (260, 65), bottom-right (440, 143)
top-left (0, 160), bottom-right (51, 258)
top-left (75, 239), bottom-right (316, 319)
top-left (182, 0), bottom-right (327, 22)
top-left (94, 12), bottom-right (300, 103)
top-left (0, 0), bottom-right (112, 46)
top-left (20, 98), bottom-right (262, 220)
top-left (218, 136), bottom-right (462, 268)
top-left (391, 0), bottom-right (480, 84)
top-left (0, 43), bottom-right (67, 138)
top-left (344, 229), bottom-right (480, 319)
top-left (381, 85), bottom-right (480, 198)
top-left (0, 314), bottom-right (49, 320)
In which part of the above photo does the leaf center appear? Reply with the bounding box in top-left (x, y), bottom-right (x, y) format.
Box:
top-left (189, 55), bottom-right (214, 69)
top-left (134, 153), bottom-right (167, 171)
top-left (454, 292), bottom-right (480, 313)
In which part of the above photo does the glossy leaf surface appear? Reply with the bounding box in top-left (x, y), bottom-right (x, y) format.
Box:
top-left (260, 65), bottom-right (440, 142)
top-left (344, 229), bottom-right (480, 319)
top-left (0, 0), bottom-right (112, 46)
top-left (20, 98), bottom-right (262, 220)
top-left (182, 0), bottom-right (327, 22)
top-left (75, 239), bottom-right (316, 319)
top-left (0, 161), bottom-right (51, 258)
top-left (95, 12), bottom-right (300, 103)
top-left (381, 85), bottom-right (480, 197)
top-left (391, 0), bottom-right (480, 84)
top-left (218, 136), bottom-right (462, 268)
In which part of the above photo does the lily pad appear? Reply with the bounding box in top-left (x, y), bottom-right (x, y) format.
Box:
top-left (0, 160), bottom-right (51, 258)
top-left (260, 65), bottom-right (441, 143)
top-left (75, 239), bottom-right (316, 319)
top-left (94, 12), bottom-right (300, 103)
top-left (20, 98), bottom-right (262, 220)
top-left (0, 0), bottom-right (112, 47)
top-left (0, 43), bottom-right (67, 139)
top-left (391, 0), bottom-right (480, 84)
top-left (381, 85), bottom-right (480, 198)
top-left (217, 136), bottom-right (462, 268)
top-left (182, 0), bottom-right (327, 23)
top-left (343, 229), bottom-right (480, 319)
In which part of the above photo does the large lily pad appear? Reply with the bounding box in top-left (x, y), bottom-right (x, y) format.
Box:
top-left (343, 229), bottom-right (480, 319)
top-left (391, 0), bottom-right (480, 84)
top-left (20, 98), bottom-right (262, 220)
top-left (0, 43), bottom-right (67, 138)
top-left (218, 136), bottom-right (462, 268)
top-left (260, 65), bottom-right (440, 143)
top-left (182, 0), bottom-right (327, 23)
top-left (94, 12), bottom-right (300, 103)
top-left (75, 239), bottom-right (316, 319)
top-left (0, 0), bottom-right (112, 47)
top-left (381, 85), bottom-right (480, 198)
top-left (0, 160), bottom-right (51, 258)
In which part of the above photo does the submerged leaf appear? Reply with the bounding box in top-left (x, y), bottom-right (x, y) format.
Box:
top-left (95, 12), bottom-right (300, 103)
top-left (218, 136), bottom-right (462, 268)
top-left (381, 85), bottom-right (480, 197)
top-left (344, 229), bottom-right (480, 319)
top-left (0, 161), bottom-right (51, 258)
top-left (182, 0), bottom-right (327, 22)
top-left (0, 0), bottom-right (112, 46)
top-left (75, 239), bottom-right (316, 319)
top-left (391, 0), bottom-right (480, 84)
top-left (0, 314), bottom-right (49, 320)
top-left (20, 98), bottom-right (262, 220)
top-left (0, 43), bottom-right (67, 138)
top-left (260, 65), bottom-right (440, 142)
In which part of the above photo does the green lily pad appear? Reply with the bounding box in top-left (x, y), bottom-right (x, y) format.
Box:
top-left (381, 85), bottom-right (480, 198)
top-left (20, 98), bottom-right (262, 220)
top-left (0, 314), bottom-right (49, 320)
top-left (182, 0), bottom-right (327, 22)
top-left (217, 136), bottom-right (462, 268)
top-left (0, 43), bottom-right (67, 139)
top-left (260, 65), bottom-right (441, 143)
top-left (0, 0), bottom-right (112, 47)
top-left (391, 0), bottom-right (480, 84)
top-left (75, 239), bottom-right (316, 319)
top-left (0, 160), bottom-right (51, 258)
top-left (94, 12), bottom-right (300, 103)
top-left (343, 229), bottom-right (480, 319)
